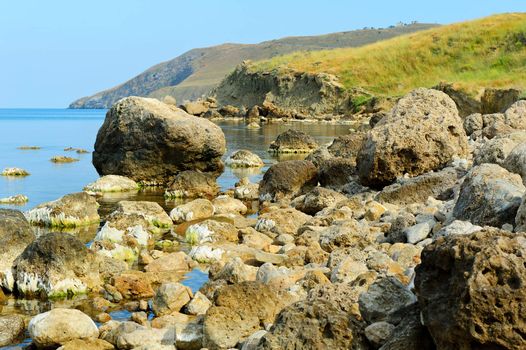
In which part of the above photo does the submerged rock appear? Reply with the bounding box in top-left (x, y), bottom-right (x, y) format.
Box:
top-left (13, 232), bottom-right (101, 298)
top-left (0, 194), bottom-right (29, 204)
top-left (164, 170), bottom-right (219, 199)
top-left (259, 160), bottom-right (318, 202)
top-left (226, 149), bottom-right (264, 168)
top-left (415, 228), bottom-right (526, 349)
top-left (1, 167), bottom-right (30, 176)
top-left (268, 129), bottom-right (319, 153)
top-left (0, 315), bottom-right (25, 347)
top-left (25, 192), bottom-right (100, 227)
top-left (84, 175), bottom-right (139, 193)
top-left (50, 156), bottom-right (79, 163)
top-left (0, 209), bottom-right (35, 291)
top-left (29, 308), bottom-right (99, 348)
top-left (357, 88), bottom-right (468, 187)
top-left (93, 97), bottom-right (226, 185)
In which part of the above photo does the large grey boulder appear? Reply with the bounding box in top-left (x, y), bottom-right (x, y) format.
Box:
top-left (452, 164), bottom-right (525, 227)
top-left (93, 97), bottom-right (226, 185)
top-left (0, 209), bottom-right (35, 291)
top-left (357, 88), bottom-right (468, 187)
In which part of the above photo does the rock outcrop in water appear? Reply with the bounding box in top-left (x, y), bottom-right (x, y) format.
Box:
top-left (93, 97), bottom-right (226, 185)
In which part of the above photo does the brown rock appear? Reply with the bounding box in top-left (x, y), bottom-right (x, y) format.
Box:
top-left (259, 160), bottom-right (318, 202)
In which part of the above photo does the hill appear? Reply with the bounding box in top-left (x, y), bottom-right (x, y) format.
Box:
top-left (250, 13), bottom-right (526, 101)
top-left (69, 23), bottom-right (437, 108)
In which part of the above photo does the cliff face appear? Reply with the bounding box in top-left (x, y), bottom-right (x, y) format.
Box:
top-left (69, 23), bottom-right (437, 109)
top-left (213, 64), bottom-right (355, 117)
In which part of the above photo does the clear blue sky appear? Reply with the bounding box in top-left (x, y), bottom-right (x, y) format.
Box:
top-left (0, 1), bottom-right (525, 108)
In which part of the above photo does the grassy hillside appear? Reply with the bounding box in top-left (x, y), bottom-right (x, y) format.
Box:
top-left (252, 13), bottom-right (526, 99)
top-left (69, 23), bottom-right (437, 108)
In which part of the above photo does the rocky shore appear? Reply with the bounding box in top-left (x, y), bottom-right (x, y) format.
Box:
top-left (1, 88), bottom-right (526, 349)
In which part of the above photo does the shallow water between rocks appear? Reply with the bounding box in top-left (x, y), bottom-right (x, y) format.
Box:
top-left (0, 108), bottom-right (351, 348)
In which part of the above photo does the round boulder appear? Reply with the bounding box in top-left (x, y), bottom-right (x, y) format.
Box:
top-left (268, 129), bottom-right (318, 153)
top-left (93, 97), bottom-right (226, 185)
top-left (225, 150), bottom-right (264, 168)
top-left (259, 160), bottom-right (318, 202)
top-left (357, 88), bottom-right (468, 187)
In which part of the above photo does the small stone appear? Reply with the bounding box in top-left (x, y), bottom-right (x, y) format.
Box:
top-left (365, 321), bottom-right (395, 348)
top-left (404, 221), bottom-right (434, 244)
top-left (186, 291), bottom-right (212, 315)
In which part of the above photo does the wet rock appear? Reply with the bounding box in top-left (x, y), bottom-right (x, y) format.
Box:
top-left (415, 228), bottom-right (526, 350)
top-left (29, 308), bottom-right (99, 348)
top-left (164, 170), bottom-right (219, 199)
top-left (257, 300), bottom-right (369, 350)
top-left (357, 88), bottom-right (468, 187)
top-left (376, 167), bottom-right (460, 205)
top-left (0, 209), bottom-right (35, 291)
top-left (452, 164), bottom-right (525, 227)
top-left (25, 192), bottom-right (100, 227)
top-left (255, 208), bottom-right (311, 236)
top-left (84, 175), bottom-right (139, 193)
top-left (93, 97), bottom-right (226, 185)
top-left (473, 131), bottom-right (526, 166)
top-left (153, 282), bottom-right (193, 316)
top-left (293, 187), bottom-right (347, 215)
top-left (185, 219), bottom-right (238, 245)
top-left (170, 199), bottom-right (215, 224)
top-left (13, 232), bottom-right (101, 298)
top-left (113, 272), bottom-right (155, 299)
top-left (259, 160), bottom-right (317, 202)
top-left (212, 195), bottom-right (247, 215)
top-left (358, 276), bottom-right (416, 324)
top-left (268, 129), bottom-right (318, 153)
top-left (226, 149), bottom-right (264, 168)
top-left (1, 167), bottom-right (30, 176)
top-left (0, 315), bottom-right (25, 347)
top-left (51, 155), bottom-right (79, 163)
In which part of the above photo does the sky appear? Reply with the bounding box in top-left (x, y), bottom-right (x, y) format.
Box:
top-left (0, 1), bottom-right (525, 108)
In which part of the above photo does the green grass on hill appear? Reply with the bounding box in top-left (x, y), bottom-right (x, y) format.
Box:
top-left (253, 13), bottom-right (526, 98)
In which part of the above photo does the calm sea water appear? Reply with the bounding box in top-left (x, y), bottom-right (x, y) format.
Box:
top-left (0, 108), bottom-right (351, 212)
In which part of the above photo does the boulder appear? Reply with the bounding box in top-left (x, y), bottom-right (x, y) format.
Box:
top-left (29, 308), bottom-right (99, 348)
top-left (327, 133), bottom-right (366, 159)
top-left (376, 167), bottom-right (460, 205)
top-left (0, 315), bottom-right (25, 347)
top-left (186, 291), bottom-right (212, 315)
top-left (13, 233), bottom-right (101, 298)
top-left (144, 252), bottom-right (190, 273)
top-left (226, 150), bottom-right (264, 168)
top-left (152, 282), bottom-right (193, 316)
top-left (434, 82), bottom-right (481, 117)
top-left (365, 321), bottom-right (395, 348)
top-left (268, 129), bottom-right (318, 153)
top-left (433, 220), bottom-right (482, 239)
top-left (503, 142), bottom-right (526, 185)
top-left (57, 338), bottom-right (114, 350)
top-left (93, 97), bottom-right (226, 185)
top-left (293, 187), bottom-right (347, 215)
top-left (259, 160), bottom-right (318, 202)
top-left (463, 113), bottom-right (483, 136)
top-left (255, 208), bottom-right (311, 236)
top-left (185, 219), bottom-right (238, 245)
top-left (0, 209), bottom-right (35, 291)
top-left (84, 175), bottom-right (139, 193)
top-left (25, 192), bottom-right (100, 227)
top-left (182, 100), bottom-right (210, 115)
top-left (212, 195), bottom-right (247, 215)
top-left (164, 170), bottom-right (219, 199)
top-left (357, 88), bottom-right (468, 187)
top-left (415, 228), bottom-right (526, 350)
top-left (473, 131), bottom-right (526, 166)
top-left (169, 199), bottom-right (215, 224)
top-left (113, 273), bottom-right (155, 299)
top-left (1, 167), bottom-right (30, 176)
top-left (203, 281), bottom-right (291, 349)
top-left (503, 99), bottom-right (526, 130)
top-left (0, 194), bottom-right (29, 204)
top-left (317, 158), bottom-right (356, 190)
top-left (452, 164), bottom-right (525, 227)
top-left (257, 300), bottom-right (369, 350)
top-left (109, 200), bottom-right (172, 230)
top-left (358, 276), bottom-right (416, 324)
